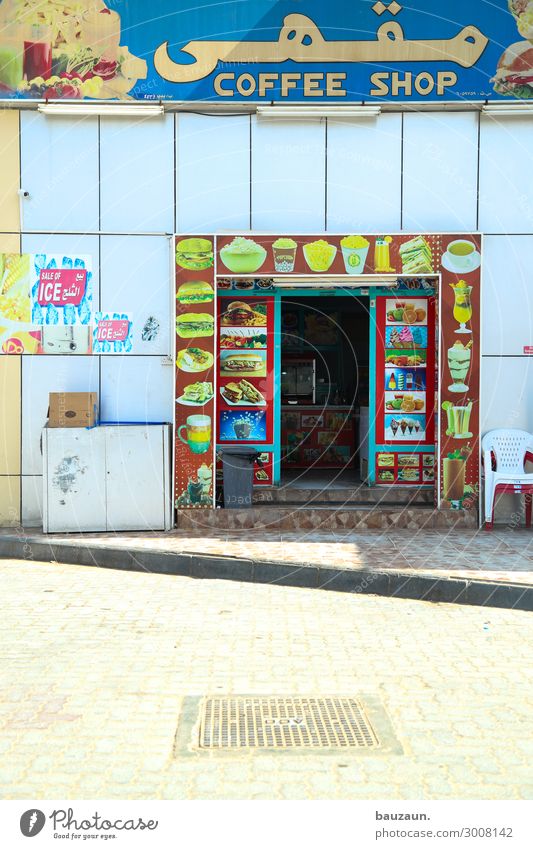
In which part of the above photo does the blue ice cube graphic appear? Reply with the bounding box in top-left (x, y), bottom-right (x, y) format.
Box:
top-left (62, 257), bottom-right (73, 269)
top-left (74, 258), bottom-right (85, 268)
top-left (124, 338), bottom-right (132, 353)
top-left (45, 305), bottom-right (59, 325)
top-left (78, 300), bottom-right (91, 325)
top-left (33, 254), bottom-right (46, 271)
top-left (102, 341), bottom-right (111, 353)
top-left (46, 258), bottom-right (57, 270)
top-left (64, 304), bottom-right (76, 325)
top-left (113, 341), bottom-right (122, 353)
top-left (32, 302), bottom-right (43, 324)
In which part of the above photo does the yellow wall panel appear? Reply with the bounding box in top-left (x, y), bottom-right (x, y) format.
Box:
top-left (0, 234), bottom-right (21, 252)
top-left (0, 475), bottom-right (20, 525)
top-left (0, 355), bottom-right (21, 474)
top-left (0, 110), bottom-right (20, 231)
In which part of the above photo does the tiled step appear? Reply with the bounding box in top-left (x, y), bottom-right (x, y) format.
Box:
top-left (253, 485), bottom-right (433, 506)
top-left (177, 505), bottom-right (477, 531)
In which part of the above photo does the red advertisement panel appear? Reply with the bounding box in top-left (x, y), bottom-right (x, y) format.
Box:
top-left (438, 234), bottom-right (481, 511)
top-left (216, 296), bottom-right (275, 445)
top-left (375, 294), bottom-right (436, 447)
top-left (174, 236), bottom-right (216, 509)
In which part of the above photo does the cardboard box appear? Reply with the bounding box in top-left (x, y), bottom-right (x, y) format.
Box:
top-left (48, 392), bottom-right (98, 428)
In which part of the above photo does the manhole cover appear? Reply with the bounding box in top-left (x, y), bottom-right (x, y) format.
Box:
top-left (198, 696), bottom-right (380, 749)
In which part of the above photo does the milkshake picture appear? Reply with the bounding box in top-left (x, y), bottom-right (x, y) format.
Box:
top-left (448, 340), bottom-right (472, 392)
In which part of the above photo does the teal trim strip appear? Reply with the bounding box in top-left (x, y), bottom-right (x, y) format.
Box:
top-left (368, 296), bottom-right (377, 485)
top-left (273, 290), bottom-right (282, 485)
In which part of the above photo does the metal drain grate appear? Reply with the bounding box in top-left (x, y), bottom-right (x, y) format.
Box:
top-left (198, 696), bottom-right (380, 749)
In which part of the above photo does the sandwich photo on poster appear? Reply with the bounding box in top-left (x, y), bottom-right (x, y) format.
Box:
top-left (220, 300), bottom-right (267, 327)
top-left (220, 378), bottom-right (266, 407)
top-left (220, 349), bottom-right (266, 378)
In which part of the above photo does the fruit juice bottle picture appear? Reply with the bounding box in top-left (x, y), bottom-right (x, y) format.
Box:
top-left (405, 372), bottom-right (413, 391)
top-left (388, 371), bottom-right (397, 390)
top-left (24, 24), bottom-right (52, 80)
top-left (442, 457), bottom-right (465, 502)
top-left (450, 280), bottom-right (473, 334)
top-left (0, 25), bottom-right (23, 90)
top-left (374, 236), bottom-right (394, 272)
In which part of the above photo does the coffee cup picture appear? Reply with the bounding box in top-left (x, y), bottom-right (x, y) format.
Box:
top-left (178, 414), bottom-right (211, 454)
top-left (443, 239), bottom-right (480, 273)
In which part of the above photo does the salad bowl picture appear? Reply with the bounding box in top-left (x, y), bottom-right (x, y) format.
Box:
top-left (219, 237), bottom-right (267, 274)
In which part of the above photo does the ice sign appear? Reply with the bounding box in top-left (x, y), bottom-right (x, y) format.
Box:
top-left (96, 319), bottom-right (131, 342)
top-left (37, 269), bottom-right (87, 306)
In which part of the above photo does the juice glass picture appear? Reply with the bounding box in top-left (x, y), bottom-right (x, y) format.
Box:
top-left (442, 457), bottom-right (465, 503)
top-left (374, 236), bottom-right (394, 272)
top-left (178, 415), bottom-right (211, 454)
top-left (451, 281), bottom-right (472, 334)
top-left (0, 27), bottom-right (23, 90)
top-left (443, 401), bottom-right (473, 438)
top-left (24, 24), bottom-right (52, 81)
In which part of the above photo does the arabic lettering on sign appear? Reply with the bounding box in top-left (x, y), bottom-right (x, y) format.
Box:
top-left (0, 1), bottom-right (527, 102)
top-left (96, 319), bottom-right (131, 342)
top-left (37, 269), bottom-right (87, 307)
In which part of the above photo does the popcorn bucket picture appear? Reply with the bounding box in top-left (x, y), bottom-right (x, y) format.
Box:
top-left (341, 244), bottom-right (369, 274)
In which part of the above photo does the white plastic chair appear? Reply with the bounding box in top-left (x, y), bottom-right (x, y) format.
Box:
top-left (482, 429), bottom-right (533, 529)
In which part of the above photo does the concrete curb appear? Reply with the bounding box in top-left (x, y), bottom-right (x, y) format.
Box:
top-left (0, 534), bottom-right (531, 612)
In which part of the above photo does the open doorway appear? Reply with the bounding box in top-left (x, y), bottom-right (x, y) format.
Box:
top-left (280, 294), bottom-right (369, 491)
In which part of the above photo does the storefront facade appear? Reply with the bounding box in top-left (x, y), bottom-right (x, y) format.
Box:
top-left (0, 1), bottom-right (532, 527)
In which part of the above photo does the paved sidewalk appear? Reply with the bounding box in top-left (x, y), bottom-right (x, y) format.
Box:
top-left (4, 526), bottom-right (532, 585)
top-left (0, 558), bottom-right (531, 800)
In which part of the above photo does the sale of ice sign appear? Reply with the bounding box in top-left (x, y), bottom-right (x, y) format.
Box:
top-left (31, 255), bottom-right (92, 325)
top-left (92, 313), bottom-right (133, 353)
top-left (37, 269), bottom-right (87, 307)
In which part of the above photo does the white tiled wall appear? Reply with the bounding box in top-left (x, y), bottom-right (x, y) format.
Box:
top-left (10, 110), bottom-right (533, 524)
top-left (21, 113), bottom-right (99, 232)
top-left (326, 114), bottom-right (402, 232)
top-left (251, 117), bottom-right (326, 230)
top-left (100, 116), bottom-right (175, 232)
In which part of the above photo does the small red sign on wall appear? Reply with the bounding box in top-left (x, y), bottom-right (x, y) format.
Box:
top-left (37, 268), bottom-right (87, 306)
top-left (96, 319), bottom-right (130, 342)
top-left (524, 346), bottom-right (533, 355)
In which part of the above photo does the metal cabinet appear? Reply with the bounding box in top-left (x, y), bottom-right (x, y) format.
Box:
top-left (43, 425), bottom-right (172, 533)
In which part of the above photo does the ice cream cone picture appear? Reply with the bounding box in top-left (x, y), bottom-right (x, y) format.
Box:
top-left (450, 279), bottom-right (473, 334)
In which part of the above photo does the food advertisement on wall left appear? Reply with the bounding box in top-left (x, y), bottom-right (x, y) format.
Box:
top-left (174, 236), bottom-right (216, 509)
top-left (0, 252), bottom-right (93, 354)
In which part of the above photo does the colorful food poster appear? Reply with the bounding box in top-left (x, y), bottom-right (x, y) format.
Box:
top-left (0, 252), bottom-right (92, 354)
top-left (376, 294), bottom-right (435, 449)
top-left (438, 235), bottom-right (481, 511)
top-left (174, 236), bottom-right (216, 509)
top-left (217, 297), bottom-right (275, 446)
top-left (376, 451), bottom-right (435, 486)
top-left (216, 234), bottom-right (443, 277)
top-left (281, 407), bottom-right (354, 469)
top-left (92, 313), bottom-right (132, 353)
